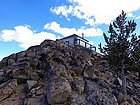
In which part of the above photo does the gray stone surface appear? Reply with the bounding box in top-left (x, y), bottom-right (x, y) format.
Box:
top-left (47, 76), bottom-right (72, 104)
top-left (0, 39), bottom-right (139, 105)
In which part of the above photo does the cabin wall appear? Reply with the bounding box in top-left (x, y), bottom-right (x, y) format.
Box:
top-left (61, 36), bottom-right (96, 51)
top-left (86, 44), bottom-right (91, 49)
top-left (61, 37), bottom-right (76, 45)
top-left (77, 37), bottom-right (91, 48)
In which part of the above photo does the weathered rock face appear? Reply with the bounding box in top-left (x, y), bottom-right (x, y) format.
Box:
top-left (0, 79), bottom-right (18, 102)
top-left (0, 39), bottom-right (139, 105)
top-left (47, 76), bottom-right (72, 104)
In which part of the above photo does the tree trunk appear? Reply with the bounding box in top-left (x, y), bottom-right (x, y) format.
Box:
top-left (121, 58), bottom-right (127, 102)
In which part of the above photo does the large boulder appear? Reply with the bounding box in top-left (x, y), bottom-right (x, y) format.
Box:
top-left (71, 93), bottom-right (87, 105)
top-left (46, 76), bottom-right (72, 104)
top-left (0, 79), bottom-right (18, 102)
top-left (85, 79), bottom-right (118, 105)
top-left (73, 77), bottom-right (85, 94)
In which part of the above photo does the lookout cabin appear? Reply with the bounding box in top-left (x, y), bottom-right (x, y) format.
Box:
top-left (61, 34), bottom-right (96, 51)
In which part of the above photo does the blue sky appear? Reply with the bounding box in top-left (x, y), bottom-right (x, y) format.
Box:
top-left (0, 0), bottom-right (140, 60)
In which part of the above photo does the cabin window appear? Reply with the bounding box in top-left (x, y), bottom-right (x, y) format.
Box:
top-left (65, 41), bottom-right (69, 44)
top-left (74, 38), bottom-right (80, 45)
top-left (74, 38), bottom-right (77, 45)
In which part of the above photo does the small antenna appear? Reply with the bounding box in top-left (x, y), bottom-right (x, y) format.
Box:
top-left (82, 33), bottom-right (84, 38)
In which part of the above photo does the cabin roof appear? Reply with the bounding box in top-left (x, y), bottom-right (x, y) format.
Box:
top-left (61, 34), bottom-right (89, 42)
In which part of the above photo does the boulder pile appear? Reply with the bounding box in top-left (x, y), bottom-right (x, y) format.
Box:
top-left (0, 40), bottom-right (139, 105)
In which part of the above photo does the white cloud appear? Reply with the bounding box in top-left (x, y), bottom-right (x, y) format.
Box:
top-left (0, 21), bottom-right (102, 49)
top-left (44, 21), bottom-right (103, 37)
top-left (44, 21), bottom-right (77, 36)
top-left (77, 27), bottom-right (103, 37)
top-left (0, 25), bottom-right (57, 49)
top-left (51, 0), bottom-right (140, 26)
top-left (127, 12), bottom-right (135, 18)
top-left (85, 18), bottom-right (95, 26)
top-left (136, 16), bottom-right (140, 19)
top-left (50, 5), bottom-right (73, 21)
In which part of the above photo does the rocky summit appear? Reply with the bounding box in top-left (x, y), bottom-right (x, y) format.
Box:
top-left (0, 40), bottom-right (139, 105)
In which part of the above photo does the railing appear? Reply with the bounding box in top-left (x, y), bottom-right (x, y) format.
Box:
top-left (74, 39), bottom-right (96, 51)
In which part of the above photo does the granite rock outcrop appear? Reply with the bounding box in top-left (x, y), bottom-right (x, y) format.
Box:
top-left (0, 40), bottom-right (139, 105)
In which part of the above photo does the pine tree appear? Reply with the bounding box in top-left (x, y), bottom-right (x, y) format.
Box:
top-left (99, 11), bottom-right (138, 101)
top-left (131, 34), bottom-right (140, 79)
